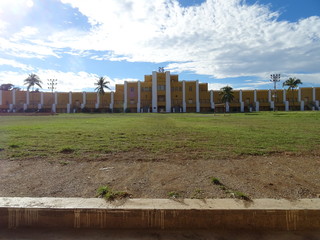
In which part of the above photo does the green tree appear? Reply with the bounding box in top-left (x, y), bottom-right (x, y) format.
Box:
top-left (24, 74), bottom-right (43, 92)
top-left (94, 77), bottom-right (111, 109)
top-left (219, 86), bottom-right (234, 113)
top-left (282, 77), bottom-right (302, 110)
top-left (24, 74), bottom-right (43, 109)
top-left (0, 83), bottom-right (14, 91)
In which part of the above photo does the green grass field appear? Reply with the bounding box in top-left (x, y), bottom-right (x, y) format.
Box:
top-left (0, 112), bottom-right (319, 160)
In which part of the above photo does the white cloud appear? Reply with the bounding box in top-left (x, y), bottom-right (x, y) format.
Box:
top-left (207, 83), bottom-right (227, 90)
top-left (0, 37), bottom-right (59, 59)
top-left (55, 0), bottom-right (320, 79)
top-left (0, 69), bottom-right (129, 92)
top-left (0, 0), bottom-right (319, 87)
top-left (0, 58), bottom-right (34, 71)
top-left (11, 26), bottom-right (38, 41)
top-left (35, 70), bottom-right (112, 92)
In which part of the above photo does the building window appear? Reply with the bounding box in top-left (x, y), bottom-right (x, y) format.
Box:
top-left (189, 86), bottom-right (192, 91)
top-left (142, 87), bottom-right (151, 92)
top-left (158, 95), bottom-right (165, 102)
top-left (130, 87), bottom-right (134, 92)
top-left (130, 99), bottom-right (135, 104)
top-left (188, 99), bottom-right (193, 103)
top-left (157, 85), bottom-right (165, 91)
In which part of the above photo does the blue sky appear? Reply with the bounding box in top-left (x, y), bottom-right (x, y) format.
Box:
top-left (0, 0), bottom-right (319, 92)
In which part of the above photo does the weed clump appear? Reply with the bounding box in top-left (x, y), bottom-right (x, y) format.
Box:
top-left (9, 144), bottom-right (19, 149)
top-left (211, 177), bottom-right (222, 185)
top-left (97, 185), bottom-right (131, 201)
top-left (59, 160), bottom-right (69, 166)
top-left (168, 191), bottom-right (180, 199)
top-left (210, 176), bottom-right (251, 201)
top-left (59, 147), bottom-right (75, 154)
top-left (233, 191), bottom-right (251, 201)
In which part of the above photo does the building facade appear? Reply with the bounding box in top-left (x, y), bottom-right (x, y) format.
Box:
top-left (1, 70), bottom-right (320, 113)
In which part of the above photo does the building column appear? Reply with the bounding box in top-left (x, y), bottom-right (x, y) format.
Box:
top-left (239, 90), bottom-right (244, 112)
top-left (226, 102), bottom-right (230, 112)
top-left (312, 87), bottom-right (316, 102)
top-left (67, 91), bottom-right (72, 113)
top-left (26, 90), bottom-right (30, 105)
top-left (124, 81), bottom-right (128, 112)
top-left (210, 90), bottom-right (214, 110)
top-left (81, 92), bottom-right (86, 109)
top-left (165, 71), bottom-right (171, 113)
top-left (137, 81), bottom-right (141, 113)
top-left (300, 101), bottom-right (304, 111)
top-left (254, 89), bottom-right (259, 112)
top-left (270, 101), bottom-right (274, 110)
top-left (254, 89), bottom-right (257, 102)
top-left (12, 89), bottom-right (16, 105)
top-left (268, 89), bottom-right (271, 102)
top-left (95, 92), bottom-right (100, 109)
top-left (182, 81), bottom-right (186, 113)
top-left (40, 92), bottom-right (44, 105)
top-left (268, 89), bottom-right (274, 109)
top-left (285, 101), bottom-right (289, 111)
top-left (69, 91), bottom-right (72, 105)
top-left (110, 92), bottom-right (114, 111)
top-left (38, 92), bottom-right (44, 109)
top-left (152, 71), bottom-right (157, 113)
top-left (0, 90), bottom-right (2, 105)
top-left (255, 102), bottom-right (259, 112)
top-left (196, 80), bottom-right (200, 112)
top-left (54, 92), bottom-right (58, 104)
top-left (52, 92), bottom-right (57, 113)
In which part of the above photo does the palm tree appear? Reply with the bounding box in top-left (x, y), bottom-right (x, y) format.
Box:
top-left (219, 86), bottom-right (234, 113)
top-left (24, 73), bottom-right (43, 91)
top-left (24, 74), bottom-right (42, 109)
top-left (282, 77), bottom-right (302, 110)
top-left (94, 77), bottom-right (111, 109)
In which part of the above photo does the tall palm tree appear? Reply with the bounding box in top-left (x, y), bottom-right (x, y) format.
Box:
top-left (24, 74), bottom-right (42, 109)
top-left (24, 74), bottom-right (43, 91)
top-left (282, 77), bottom-right (302, 110)
top-left (94, 77), bottom-right (111, 109)
top-left (219, 86), bottom-right (234, 113)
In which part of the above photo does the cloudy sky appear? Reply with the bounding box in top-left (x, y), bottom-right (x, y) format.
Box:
top-left (0, 0), bottom-right (319, 92)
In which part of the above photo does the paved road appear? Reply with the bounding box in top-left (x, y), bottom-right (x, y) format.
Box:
top-left (1, 229), bottom-right (320, 240)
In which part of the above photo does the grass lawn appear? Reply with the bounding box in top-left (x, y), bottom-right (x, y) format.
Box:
top-left (1, 112), bottom-right (319, 160)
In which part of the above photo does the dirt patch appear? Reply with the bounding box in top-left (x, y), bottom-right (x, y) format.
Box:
top-left (0, 151), bottom-right (319, 199)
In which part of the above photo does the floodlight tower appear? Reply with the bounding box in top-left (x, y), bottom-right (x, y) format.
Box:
top-left (270, 74), bottom-right (280, 111)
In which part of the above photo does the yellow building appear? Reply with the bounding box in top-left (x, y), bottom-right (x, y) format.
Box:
top-left (0, 70), bottom-right (319, 113)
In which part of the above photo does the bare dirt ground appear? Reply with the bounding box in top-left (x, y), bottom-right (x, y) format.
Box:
top-left (0, 151), bottom-right (320, 199)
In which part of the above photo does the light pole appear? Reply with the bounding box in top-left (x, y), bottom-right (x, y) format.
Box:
top-left (47, 79), bottom-right (57, 112)
top-left (270, 74), bottom-right (280, 111)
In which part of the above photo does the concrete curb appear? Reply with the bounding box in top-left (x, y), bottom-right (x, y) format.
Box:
top-left (1, 198), bottom-right (319, 230)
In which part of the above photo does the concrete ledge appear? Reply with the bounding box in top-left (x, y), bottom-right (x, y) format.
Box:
top-left (0, 198), bottom-right (320, 230)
